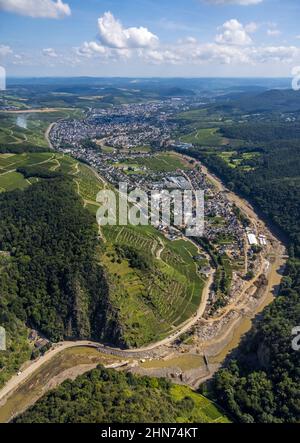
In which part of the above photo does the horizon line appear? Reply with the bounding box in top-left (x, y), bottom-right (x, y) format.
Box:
top-left (6, 75), bottom-right (293, 80)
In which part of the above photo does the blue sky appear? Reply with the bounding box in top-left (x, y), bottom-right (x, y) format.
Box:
top-left (0, 0), bottom-right (300, 77)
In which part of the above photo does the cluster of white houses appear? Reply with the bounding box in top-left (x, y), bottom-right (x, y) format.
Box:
top-left (246, 228), bottom-right (267, 247)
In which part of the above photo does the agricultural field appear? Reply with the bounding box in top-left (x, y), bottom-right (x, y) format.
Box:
top-left (170, 385), bottom-right (230, 423)
top-left (0, 109), bottom-right (83, 151)
top-left (181, 128), bottom-right (225, 146)
top-left (100, 145), bottom-right (116, 153)
top-left (101, 224), bottom-right (205, 347)
top-left (0, 93), bottom-right (31, 111)
top-left (176, 107), bottom-right (233, 147)
top-left (72, 163), bottom-right (105, 203)
top-left (0, 152), bottom-right (54, 169)
top-left (177, 108), bottom-right (233, 126)
top-left (0, 152), bottom-right (100, 199)
top-left (0, 172), bottom-right (30, 192)
top-left (0, 152), bottom-right (58, 192)
top-left (177, 108), bottom-right (209, 122)
top-left (128, 145), bottom-right (152, 153)
top-left (218, 151), bottom-right (260, 171)
top-left (1, 83), bottom-right (178, 111)
top-left (110, 161), bottom-right (146, 176)
top-left (112, 145), bottom-right (152, 154)
top-left (120, 152), bottom-right (191, 173)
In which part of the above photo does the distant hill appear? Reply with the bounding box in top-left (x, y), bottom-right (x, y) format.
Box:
top-left (158, 87), bottom-right (195, 97)
top-left (217, 89), bottom-right (300, 113)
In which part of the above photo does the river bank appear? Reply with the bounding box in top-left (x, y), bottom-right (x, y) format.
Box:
top-left (0, 154), bottom-right (287, 422)
top-left (131, 155), bottom-right (287, 385)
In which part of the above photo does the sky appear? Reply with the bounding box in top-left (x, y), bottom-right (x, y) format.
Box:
top-left (0, 0), bottom-right (300, 77)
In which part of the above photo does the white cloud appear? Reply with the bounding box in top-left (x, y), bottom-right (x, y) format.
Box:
top-left (43, 48), bottom-right (58, 57)
top-left (0, 44), bottom-right (13, 57)
top-left (215, 19), bottom-right (252, 45)
top-left (266, 22), bottom-right (281, 37)
top-left (76, 12), bottom-right (159, 63)
top-left (75, 42), bottom-right (108, 58)
top-left (0, 0), bottom-right (71, 18)
top-left (97, 11), bottom-right (159, 49)
top-left (140, 39), bottom-right (300, 67)
top-left (204, 0), bottom-right (263, 5)
top-left (252, 45), bottom-right (300, 63)
top-left (138, 39), bottom-right (252, 66)
top-left (189, 43), bottom-right (251, 64)
top-left (141, 49), bottom-right (183, 64)
top-left (75, 41), bottom-right (131, 62)
top-left (267, 29), bottom-right (281, 36)
top-left (177, 36), bottom-right (198, 46)
top-left (73, 12), bottom-right (300, 71)
top-left (12, 53), bottom-right (26, 65)
top-left (245, 22), bottom-right (258, 33)
top-left (185, 37), bottom-right (197, 45)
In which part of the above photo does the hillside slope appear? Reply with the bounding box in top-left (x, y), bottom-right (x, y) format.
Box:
top-left (14, 366), bottom-right (230, 424)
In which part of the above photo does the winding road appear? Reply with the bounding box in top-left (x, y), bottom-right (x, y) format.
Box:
top-left (0, 270), bottom-right (214, 405)
top-left (0, 152), bottom-right (286, 411)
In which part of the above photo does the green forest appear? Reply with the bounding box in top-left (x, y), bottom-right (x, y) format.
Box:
top-left (213, 260), bottom-right (300, 423)
top-left (0, 177), bottom-right (112, 342)
top-left (14, 366), bottom-right (229, 423)
top-left (0, 175), bottom-right (126, 387)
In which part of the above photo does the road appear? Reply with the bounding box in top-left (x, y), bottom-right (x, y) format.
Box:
top-left (0, 153), bottom-right (285, 408)
top-left (0, 269), bottom-right (213, 404)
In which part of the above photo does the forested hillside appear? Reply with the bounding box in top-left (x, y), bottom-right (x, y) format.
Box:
top-left (14, 366), bottom-right (229, 423)
top-left (0, 176), bottom-right (125, 387)
top-left (0, 177), bottom-right (113, 341)
top-left (220, 122), bottom-right (300, 143)
top-left (213, 261), bottom-right (300, 423)
top-left (216, 89), bottom-right (300, 113)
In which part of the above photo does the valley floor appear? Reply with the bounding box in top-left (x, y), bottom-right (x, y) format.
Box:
top-left (0, 155), bottom-right (287, 422)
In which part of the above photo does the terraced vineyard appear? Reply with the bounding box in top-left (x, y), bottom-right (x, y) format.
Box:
top-left (102, 224), bottom-right (205, 347)
top-left (0, 151), bottom-right (206, 348)
top-left (181, 128), bottom-right (224, 146)
top-left (72, 163), bottom-right (105, 210)
top-left (72, 163), bottom-right (205, 346)
top-left (0, 109), bottom-right (83, 151)
top-left (0, 152), bottom-right (56, 191)
top-left (0, 152), bottom-right (104, 196)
